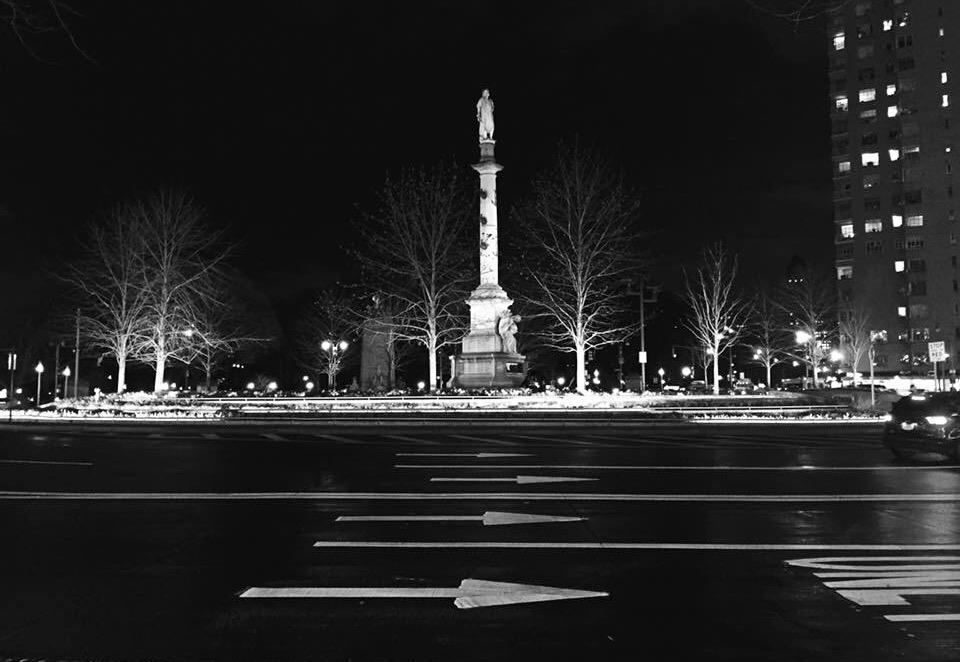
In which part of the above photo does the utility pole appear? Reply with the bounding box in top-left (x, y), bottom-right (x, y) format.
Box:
top-left (639, 280), bottom-right (646, 391)
top-left (6, 350), bottom-right (16, 422)
top-left (53, 340), bottom-right (61, 399)
top-left (74, 308), bottom-right (80, 398)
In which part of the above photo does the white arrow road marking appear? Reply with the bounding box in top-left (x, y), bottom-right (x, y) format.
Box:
top-left (313, 542), bottom-right (960, 551)
top-left (2, 491), bottom-right (960, 502)
top-left (399, 464), bottom-right (960, 471)
top-left (430, 475), bottom-right (598, 485)
top-left (395, 453), bottom-right (532, 458)
top-left (335, 511), bottom-right (585, 526)
top-left (240, 578), bottom-right (608, 609)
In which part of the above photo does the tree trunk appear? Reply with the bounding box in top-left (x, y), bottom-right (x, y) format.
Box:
top-left (117, 358), bottom-right (127, 394)
top-left (427, 339), bottom-right (438, 392)
top-left (328, 367), bottom-right (337, 390)
top-left (575, 346), bottom-right (586, 394)
top-left (712, 346), bottom-right (721, 394)
top-left (766, 361), bottom-right (772, 389)
top-left (154, 354), bottom-right (166, 393)
top-left (204, 363), bottom-right (213, 393)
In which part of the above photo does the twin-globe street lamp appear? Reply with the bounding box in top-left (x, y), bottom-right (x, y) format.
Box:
top-left (320, 339), bottom-right (350, 389)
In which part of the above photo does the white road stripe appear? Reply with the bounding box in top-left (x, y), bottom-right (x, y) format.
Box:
top-left (202, 433), bottom-right (220, 440)
top-left (0, 459), bottom-right (92, 467)
top-left (449, 434), bottom-right (516, 447)
top-left (396, 453), bottom-right (532, 458)
top-left (884, 613), bottom-right (960, 621)
top-left (386, 434), bottom-right (441, 446)
top-left (312, 541), bottom-right (960, 551)
top-left (261, 433), bottom-right (285, 441)
top-left (397, 464), bottom-right (959, 471)
top-left (1, 491), bottom-right (959, 502)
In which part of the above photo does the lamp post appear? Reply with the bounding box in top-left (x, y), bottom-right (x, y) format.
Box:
top-left (321, 339), bottom-right (349, 389)
top-left (795, 329), bottom-right (813, 388)
top-left (61, 366), bottom-right (71, 399)
top-left (34, 361), bottom-right (44, 406)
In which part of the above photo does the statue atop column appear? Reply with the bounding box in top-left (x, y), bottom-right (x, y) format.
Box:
top-left (476, 88), bottom-right (495, 142)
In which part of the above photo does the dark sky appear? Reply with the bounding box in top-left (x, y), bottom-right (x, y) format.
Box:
top-left (1, 0), bottom-right (832, 308)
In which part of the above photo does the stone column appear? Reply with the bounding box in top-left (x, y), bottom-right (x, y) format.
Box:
top-left (474, 141), bottom-right (503, 287)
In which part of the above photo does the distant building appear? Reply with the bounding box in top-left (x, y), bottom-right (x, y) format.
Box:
top-left (829, 0), bottom-right (959, 376)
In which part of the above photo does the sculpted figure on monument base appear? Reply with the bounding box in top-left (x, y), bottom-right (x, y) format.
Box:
top-left (498, 309), bottom-right (521, 354)
top-left (476, 88), bottom-right (495, 141)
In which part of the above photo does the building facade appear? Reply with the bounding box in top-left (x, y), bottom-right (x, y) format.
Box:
top-left (831, 0), bottom-right (960, 377)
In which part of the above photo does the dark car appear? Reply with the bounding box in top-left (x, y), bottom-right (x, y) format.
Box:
top-left (687, 379), bottom-right (710, 395)
top-left (729, 378), bottom-right (755, 395)
top-left (883, 392), bottom-right (960, 460)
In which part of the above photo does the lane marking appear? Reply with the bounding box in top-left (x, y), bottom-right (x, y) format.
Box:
top-left (0, 459), bottom-right (92, 467)
top-left (261, 433), bottom-right (285, 441)
top-left (396, 453), bottom-right (533, 458)
top-left (449, 434), bottom-right (516, 447)
top-left (313, 542), bottom-right (960, 551)
top-left (240, 578), bottom-right (608, 609)
top-left (2, 491), bottom-right (960, 502)
top-left (317, 434), bottom-right (361, 444)
top-left (398, 464), bottom-right (960, 471)
top-left (885, 613), bottom-right (960, 622)
top-left (430, 475), bottom-right (598, 485)
top-left (202, 433), bottom-right (220, 440)
top-left (335, 511), bottom-right (585, 526)
top-left (385, 434), bottom-right (442, 446)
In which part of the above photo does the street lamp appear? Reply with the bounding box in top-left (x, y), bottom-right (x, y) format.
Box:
top-left (795, 329), bottom-right (812, 344)
top-left (657, 366), bottom-right (666, 387)
top-left (34, 361), bottom-right (44, 405)
top-left (681, 366), bottom-right (692, 378)
top-left (61, 366), bottom-right (71, 398)
top-left (321, 339), bottom-right (349, 389)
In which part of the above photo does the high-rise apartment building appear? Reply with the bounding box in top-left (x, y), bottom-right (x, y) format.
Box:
top-left (831, 0), bottom-right (959, 377)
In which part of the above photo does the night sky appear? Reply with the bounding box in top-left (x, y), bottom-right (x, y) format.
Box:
top-left (2, 0), bottom-right (831, 314)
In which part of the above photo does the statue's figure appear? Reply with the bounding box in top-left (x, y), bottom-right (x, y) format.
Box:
top-left (476, 89), bottom-right (495, 141)
top-left (498, 309), bottom-right (521, 354)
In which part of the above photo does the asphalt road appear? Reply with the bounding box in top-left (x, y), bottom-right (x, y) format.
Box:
top-left (1, 420), bottom-right (958, 661)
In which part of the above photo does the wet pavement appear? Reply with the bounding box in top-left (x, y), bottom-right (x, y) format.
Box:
top-left (0, 421), bottom-right (958, 661)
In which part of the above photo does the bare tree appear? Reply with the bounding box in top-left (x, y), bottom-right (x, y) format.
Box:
top-left (838, 298), bottom-right (872, 384)
top-left (776, 271), bottom-right (837, 388)
top-left (129, 190), bottom-right (232, 393)
top-left (682, 244), bottom-right (749, 395)
top-left (1, 0), bottom-right (91, 60)
top-left (747, 288), bottom-right (791, 388)
top-left (64, 204), bottom-right (151, 393)
top-left (353, 164), bottom-right (473, 392)
top-left (293, 287), bottom-right (359, 390)
top-left (515, 144), bottom-right (644, 394)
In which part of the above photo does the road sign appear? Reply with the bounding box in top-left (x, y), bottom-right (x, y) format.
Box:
top-left (929, 341), bottom-right (947, 362)
top-left (240, 578), bottom-right (608, 609)
top-left (637, 351), bottom-right (647, 364)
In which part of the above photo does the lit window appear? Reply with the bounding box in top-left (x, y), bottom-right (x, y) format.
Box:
top-left (906, 214), bottom-right (924, 227)
top-left (883, 19), bottom-right (893, 31)
top-left (889, 148), bottom-right (900, 161)
top-left (837, 265), bottom-right (853, 280)
top-left (943, 72), bottom-right (949, 84)
top-left (905, 144), bottom-right (920, 155)
top-left (862, 152), bottom-right (880, 166)
top-left (898, 306), bottom-right (907, 317)
top-left (835, 94), bottom-right (849, 111)
top-left (886, 83), bottom-right (897, 96)
top-left (859, 88), bottom-right (876, 102)
top-left (865, 220), bottom-right (883, 233)
top-left (858, 45), bottom-right (874, 59)
top-left (895, 260), bottom-right (905, 272)
top-left (833, 31), bottom-right (846, 50)
top-left (838, 160), bottom-right (851, 173)
top-left (841, 223), bottom-right (855, 238)
top-left (871, 329), bottom-right (888, 342)
top-left (887, 105), bottom-right (899, 117)
top-left (860, 108), bottom-right (877, 119)
top-left (943, 94), bottom-right (950, 107)
top-left (940, 27), bottom-right (945, 37)
top-left (892, 214), bottom-right (904, 227)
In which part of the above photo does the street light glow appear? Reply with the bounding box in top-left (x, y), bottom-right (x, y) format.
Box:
top-left (681, 366), bottom-right (692, 377)
top-left (795, 330), bottom-right (812, 344)
top-left (830, 349), bottom-right (844, 362)
top-left (321, 340), bottom-right (332, 351)
top-left (246, 382), bottom-right (255, 390)
top-left (35, 361), bottom-right (44, 374)
top-left (338, 340), bottom-right (349, 351)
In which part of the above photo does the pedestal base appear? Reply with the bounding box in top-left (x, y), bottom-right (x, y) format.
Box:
top-left (455, 351), bottom-right (526, 389)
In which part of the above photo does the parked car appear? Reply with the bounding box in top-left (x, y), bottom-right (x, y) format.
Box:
top-left (687, 380), bottom-right (710, 395)
top-left (729, 378), bottom-right (756, 395)
top-left (883, 392), bottom-right (960, 460)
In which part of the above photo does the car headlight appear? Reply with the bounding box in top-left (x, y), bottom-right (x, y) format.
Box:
top-left (882, 413), bottom-right (893, 422)
top-left (925, 415), bottom-right (950, 426)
